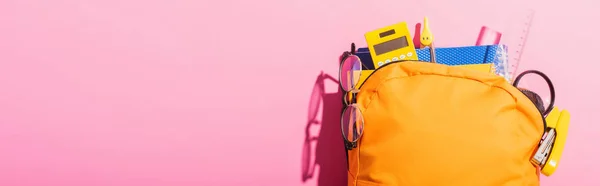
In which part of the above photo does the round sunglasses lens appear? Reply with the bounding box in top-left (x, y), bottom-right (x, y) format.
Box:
top-left (516, 75), bottom-right (551, 113)
top-left (341, 104), bottom-right (364, 143)
top-left (340, 55), bottom-right (362, 91)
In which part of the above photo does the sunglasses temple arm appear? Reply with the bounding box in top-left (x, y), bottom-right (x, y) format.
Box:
top-left (322, 73), bottom-right (340, 84)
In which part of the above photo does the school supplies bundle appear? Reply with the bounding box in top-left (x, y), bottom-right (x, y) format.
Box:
top-left (339, 17), bottom-right (571, 186)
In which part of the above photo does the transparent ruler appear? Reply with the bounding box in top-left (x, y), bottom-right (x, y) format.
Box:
top-left (503, 9), bottom-right (535, 82)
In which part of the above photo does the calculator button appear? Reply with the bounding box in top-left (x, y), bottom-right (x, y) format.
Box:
top-left (392, 57), bottom-right (399, 61)
top-left (407, 52), bottom-right (413, 57)
top-left (378, 61), bottom-right (384, 66)
top-left (385, 59), bottom-right (391, 63)
top-left (400, 55), bottom-right (406, 59)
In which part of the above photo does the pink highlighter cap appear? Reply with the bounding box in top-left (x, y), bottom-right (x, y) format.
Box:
top-left (476, 26), bottom-right (502, 46)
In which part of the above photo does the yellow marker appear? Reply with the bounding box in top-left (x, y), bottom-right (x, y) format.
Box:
top-left (541, 109), bottom-right (571, 176)
top-left (420, 17), bottom-right (436, 63)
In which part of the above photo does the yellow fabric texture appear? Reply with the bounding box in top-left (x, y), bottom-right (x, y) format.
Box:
top-left (348, 61), bottom-right (544, 186)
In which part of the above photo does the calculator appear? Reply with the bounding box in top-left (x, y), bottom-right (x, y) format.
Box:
top-left (365, 22), bottom-right (418, 69)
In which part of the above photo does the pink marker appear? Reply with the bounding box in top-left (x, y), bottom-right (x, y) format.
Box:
top-left (476, 26), bottom-right (502, 46)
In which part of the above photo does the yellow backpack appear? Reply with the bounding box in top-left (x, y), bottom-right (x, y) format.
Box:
top-left (338, 49), bottom-right (570, 186)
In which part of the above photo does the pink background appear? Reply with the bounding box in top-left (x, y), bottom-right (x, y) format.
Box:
top-left (0, 0), bottom-right (598, 185)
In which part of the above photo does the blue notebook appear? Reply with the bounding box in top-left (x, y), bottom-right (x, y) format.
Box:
top-left (355, 45), bottom-right (506, 72)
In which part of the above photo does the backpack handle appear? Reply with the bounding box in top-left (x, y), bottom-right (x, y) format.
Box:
top-left (512, 70), bottom-right (556, 116)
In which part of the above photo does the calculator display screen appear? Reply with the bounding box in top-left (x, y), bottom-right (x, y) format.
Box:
top-left (373, 36), bottom-right (409, 56)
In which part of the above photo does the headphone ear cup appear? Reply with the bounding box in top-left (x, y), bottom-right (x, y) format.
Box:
top-left (519, 88), bottom-right (545, 116)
